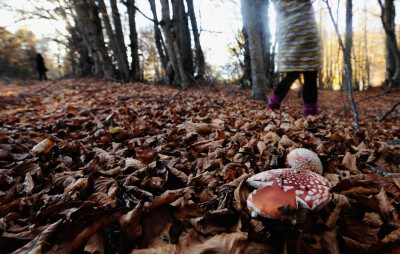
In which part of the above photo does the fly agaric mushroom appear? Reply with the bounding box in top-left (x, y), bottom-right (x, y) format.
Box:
top-left (286, 148), bottom-right (323, 175)
top-left (246, 168), bottom-right (331, 220)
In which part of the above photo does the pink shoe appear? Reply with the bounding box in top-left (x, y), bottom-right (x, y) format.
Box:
top-left (267, 94), bottom-right (283, 110)
top-left (303, 102), bottom-right (319, 116)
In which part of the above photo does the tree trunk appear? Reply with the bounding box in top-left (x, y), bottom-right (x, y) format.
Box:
top-left (342, 0), bottom-right (353, 91)
top-left (73, 0), bottom-right (114, 78)
top-left (258, 0), bottom-right (272, 89)
top-left (241, 0), bottom-right (267, 101)
top-left (186, 0), bottom-right (204, 79)
top-left (148, 0), bottom-right (168, 72)
top-left (159, 0), bottom-right (189, 89)
top-left (96, 0), bottom-right (129, 80)
top-left (382, 0), bottom-right (398, 88)
top-left (171, 0), bottom-right (193, 76)
top-left (240, 26), bottom-right (252, 89)
top-left (125, 0), bottom-right (141, 80)
top-left (110, 0), bottom-right (130, 80)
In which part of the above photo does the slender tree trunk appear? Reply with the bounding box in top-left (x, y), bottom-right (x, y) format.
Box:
top-left (148, 0), bottom-right (168, 72)
top-left (179, 0), bottom-right (194, 76)
top-left (363, 1), bottom-right (370, 89)
top-left (342, 0), bottom-right (353, 91)
top-left (240, 26), bottom-right (252, 89)
top-left (97, 0), bottom-right (129, 80)
top-left (258, 0), bottom-right (272, 88)
top-left (73, 0), bottom-right (114, 78)
top-left (380, 0), bottom-right (399, 88)
top-left (110, 0), bottom-right (130, 80)
top-left (241, 0), bottom-right (267, 101)
top-left (125, 0), bottom-right (141, 80)
top-left (160, 0), bottom-right (189, 89)
top-left (186, 0), bottom-right (205, 79)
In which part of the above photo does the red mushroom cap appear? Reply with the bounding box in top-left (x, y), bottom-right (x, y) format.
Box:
top-left (247, 168), bottom-right (331, 219)
top-left (286, 148), bottom-right (323, 175)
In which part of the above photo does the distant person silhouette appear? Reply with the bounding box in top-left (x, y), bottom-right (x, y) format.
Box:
top-left (35, 53), bottom-right (48, 81)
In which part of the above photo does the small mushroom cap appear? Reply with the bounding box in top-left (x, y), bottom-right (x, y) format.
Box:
top-left (286, 148), bottom-right (323, 174)
top-left (247, 168), bottom-right (331, 219)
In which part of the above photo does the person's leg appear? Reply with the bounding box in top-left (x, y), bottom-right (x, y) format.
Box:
top-left (44, 71), bottom-right (47, 81)
top-left (302, 71), bottom-right (319, 116)
top-left (39, 71), bottom-right (43, 81)
top-left (267, 71), bottom-right (300, 110)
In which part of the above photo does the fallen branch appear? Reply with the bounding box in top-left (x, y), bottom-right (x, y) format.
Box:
top-left (386, 140), bottom-right (400, 145)
top-left (157, 89), bottom-right (183, 109)
top-left (367, 164), bottom-right (400, 180)
top-left (379, 101), bottom-right (400, 122)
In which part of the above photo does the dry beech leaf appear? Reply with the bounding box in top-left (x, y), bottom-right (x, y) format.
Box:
top-left (186, 232), bottom-right (248, 254)
top-left (279, 135), bottom-right (295, 148)
top-left (382, 227), bottom-right (400, 243)
top-left (375, 187), bottom-right (396, 221)
top-left (31, 138), bottom-right (53, 155)
top-left (119, 201), bottom-right (145, 242)
top-left (362, 212), bottom-right (383, 228)
top-left (339, 186), bottom-right (377, 196)
top-left (256, 141), bottom-right (266, 155)
top-left (84, 233), bottom-right (105, 254)
top-left (11, 219), bottom-right (63, 254)
top-left (125, 158), bottom-right (145, 170)
top-left (342, 152), bottom-right (359, 174)
top-left (340, 235), bottom-right (370, 253)
top-left (88, 192), bottom-right (117, 208)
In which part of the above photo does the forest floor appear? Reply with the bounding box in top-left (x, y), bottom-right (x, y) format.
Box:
top-left (0, 78), bottom-right (400, 253)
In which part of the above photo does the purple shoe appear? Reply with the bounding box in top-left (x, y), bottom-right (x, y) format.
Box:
top-left (267, 94), bottom-right (283, 110)
top-left (303, 102), bottom-right (319, 116)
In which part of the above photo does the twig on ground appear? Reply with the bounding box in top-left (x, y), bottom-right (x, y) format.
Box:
top-left (379, 101), bottom-right (400, 122)
top-left (367, 164), bottom-right (400, 180)
top-left (157, 89), bottom-right (183, 109)
top-left (386, 140), bottom-right (400, 145)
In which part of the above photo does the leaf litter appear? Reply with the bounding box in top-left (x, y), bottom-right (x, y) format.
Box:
top-left (0, 78), bottom-right (399, 253)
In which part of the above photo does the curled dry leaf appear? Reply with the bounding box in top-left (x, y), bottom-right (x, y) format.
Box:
top-left (31, 138), bottom-right (53, 155)
top-left (375, 188), bottom-right (396, 221)
top-left (125, 158), bottom-right (145, 170)
top-left (362, 212), bottom-right (383, 228)
top-left (186, 232), bottom-right (248, 254)
top-left (342, 152), bottom-right (359, 174)
top-left (11, 219), bottom-right (63, 254)
top-left (84, 233), bottom-right (105, 254)
top-left (88, 192), bottom-right (117, 208)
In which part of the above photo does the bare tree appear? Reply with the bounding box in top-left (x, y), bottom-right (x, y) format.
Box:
top-left (378, 0), bottom-right (400, 89)
top-left (96, 0), bottom-right (130, 80)
top-left (73, 0), bottom-right (114, 78)
top-left (324, 0), bottom-right (360, 131)
top-left (123, 0), bottom-right (141, 80)
top-left (241, 0), bottom-right (268, 101)
top-left (186, 0), bottom-right (205, 79)
top-left (148, 0), bottom-right (168, 72)
top-left (159, 0), bottom-right (189, 89)
top-left (342, 0), bottom-right (353, 91)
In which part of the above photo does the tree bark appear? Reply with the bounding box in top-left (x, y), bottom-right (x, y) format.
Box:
top-left (380, 0), bottom-right (399, 88)
top-left (148, 0), bottom-right (168, 72)
top-left (342, 0), bottom-right (353, 91)
top-left (159, 0), bottom-right (189, 89)
top-left (125, 0), bottom-right (141, 80)
top-left (96, 0), bottom-right (130, 80)
top-left (258, 0), bottom-right (272, 88)
top-left (73, 0), bottom-right (114, 78)
top-left (110, 0), bottom-right (130, 80)
top-left (240, 26), bottom-right (252, 89)
top-left (241, 0), bottom-right (267, 101)
top-left (186, 0), bottom-right (205, 79)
